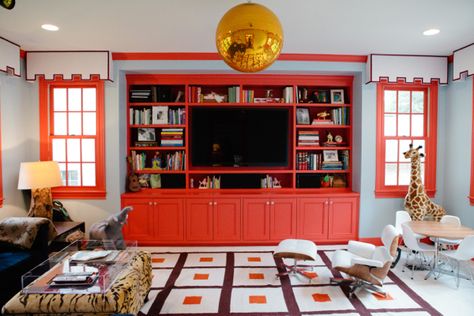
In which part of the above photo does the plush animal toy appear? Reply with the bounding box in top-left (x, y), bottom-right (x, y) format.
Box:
top-left (89, 206), bottom-right (133, 249)
top-left (403, 144), bottom-right (445, 221)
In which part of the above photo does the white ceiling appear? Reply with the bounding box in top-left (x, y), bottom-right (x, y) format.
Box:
top-left (0, 0), bottom-right (473, 56)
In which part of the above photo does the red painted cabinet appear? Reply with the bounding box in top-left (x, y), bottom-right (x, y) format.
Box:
top-left (186, 197), bottom-right (241, 241)
top-left (328, 196), bottom-right (358, 240)
top-left (122, 198), bottom-right (184, 242)
top-left (242, 197), bottom-right (296, 241)
top-left (297, 197), bottom-right (328, 240)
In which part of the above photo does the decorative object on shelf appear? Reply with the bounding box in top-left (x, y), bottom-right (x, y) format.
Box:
top-left (203, 91), bottom-right (226, 103)
top-left (199, 178), bottom-right (208, 189)
top-left (314, 89), bottom-right (330, 103)
top-left (150, 174), bottom-right (161, 189)
top-left (211, 142), bottom-right (224, 166)
top-left (330, 89), bottom-right (345, 104)
top-left (326, 132), bottom-right (334, 143)
top-left (126, 156), bottom-right (141, 192)
top-left (272, 178), bottom-right (282, 188)
top-left (89, 206), bottom-right (133, 250)
top-left (138, 174), bottom-right (150, 188)
top-left (320, 174), bottom-right (332, 188)
top-left (137, 128), bottom-right (156, 141)
top-left (332, 175), bottom-right (347, 188)
top-left (216, 2), bottom-right (283, 72)
top-left (316, 111), bottom-right (331, 120)
top-left (152, 152), bottom-right (162, 169)
top-left (296, 108), bottom-right (310, 124)
top-left (17, 161), bottom-right (63, 220)
top-left (0, 0), bottom-right (15, 10)
top-left (403, 144), bottom-right (446, 221)
top-left (335, 135), bottom-right (343, 143)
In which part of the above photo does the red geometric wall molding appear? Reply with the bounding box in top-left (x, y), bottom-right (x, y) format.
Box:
top-left (0, 37), bottom-right (20, 77)
top-left (26, 51), bottom-right (111, 81)
top-left (366, 54), bottom-right (448, 84)
top-left (453, 43), bottom-right (474, 80)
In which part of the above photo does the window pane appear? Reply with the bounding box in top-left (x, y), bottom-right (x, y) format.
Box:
top-left (398, 91), bottom-right (410, 113)
top-left (53, 88), bottom-right (67, 111)
top-left (58, 163), bottom-right (67, 185)
top-left (411, 114), bottom-right (424, 136)
top-left (67, 163), bottom-right (81, 186)
top-left (384, 90), bottom-right (396, 112)
top-left (412, 91), bottom-right (424, 113)
top-left (385, 163), bottom-right (397, 185)
top-left (384, 114), bottom-right (396, 136)
top-left (52, 139), bottom-right (66, 162)
top-left (68, 88), bottom-right (82, 111)
top-left (82, 139), bottom-right (95, 162)
top-left (54, 113), bottom-right (67, 135)
top-left (385, 139), bottom-right (398, 162)
top-left (399, 163), bottom-right (411, 185)
top-left (82, 163), bottom-right (96, 186)
top-left (83, 113), bottom-right (96, 135)
top-left (83, 88), bottom-right (96, 111)
top-left (67, 139), bottom-right (81, 162)
top-left (68, 113), bottom-right (82, 135)
top-left (399, 139), bottom-right (412, 162)
top-left (398, 114), bottom-right (410, 136)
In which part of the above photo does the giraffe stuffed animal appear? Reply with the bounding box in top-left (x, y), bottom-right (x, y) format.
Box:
top-left (403, 144), bottom-right (445, 221)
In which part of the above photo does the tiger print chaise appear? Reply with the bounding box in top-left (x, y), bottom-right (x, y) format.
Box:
top-left (1, 250), bottom-right (152, 315)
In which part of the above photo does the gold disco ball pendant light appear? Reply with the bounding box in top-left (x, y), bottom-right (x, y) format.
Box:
top-left (216, 2), bottom-right (283, 72)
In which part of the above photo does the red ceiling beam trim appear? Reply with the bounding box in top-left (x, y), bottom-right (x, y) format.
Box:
top-left (112, 52), bottom-right (367, 63)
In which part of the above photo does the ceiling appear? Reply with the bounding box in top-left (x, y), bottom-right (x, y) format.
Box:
top-left (0, 0), bottom-right (473, 56)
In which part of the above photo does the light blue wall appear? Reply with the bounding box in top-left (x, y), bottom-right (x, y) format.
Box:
top-left (1, 58), bottom-right (472, 235)
top-left (444, 74), bottom-right (474, 227)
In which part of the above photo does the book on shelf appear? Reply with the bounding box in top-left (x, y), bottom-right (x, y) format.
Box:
top-left (130, 88), bottom-right (151, 102)
top-left (283, 86), bottom-right (293, 103)
top-left (296, 152), bottom-right (321, 170)
top-left (160, 128), bottom-right (184, 146)
top-left (311, 119), bottom-right (333, 125)
top-left (298, 130), bottom-right (320, 146)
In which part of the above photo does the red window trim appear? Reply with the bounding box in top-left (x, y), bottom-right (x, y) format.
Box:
top-left (375, 80), bottom-right (438, 198)
top-left (0, 109), bottom-right (3, 207)
top-left (470, 79), bottom-right (474, 204)
top-left (39, 78), bottom-right (106, 199)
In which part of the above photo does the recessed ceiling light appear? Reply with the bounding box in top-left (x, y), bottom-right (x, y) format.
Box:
top-left (423, 28), bottom-right (440, 36)
top-left (41, 24), bottom-right (59, 31)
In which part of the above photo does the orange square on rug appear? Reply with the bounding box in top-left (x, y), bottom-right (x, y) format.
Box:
top-left (193, 273), bottom-right (209, 280)
top-left (152, 258), bottom-right (165, 263)
top-left (200, 257), bottom-right (214, 262)
top-left (249, 295), bottom-right (267, 304)
top-left (312, 293), bottom-right (331, 302)
top-left (303, 271), bottom-right (318, 279)
top-left (249, 273), bottom-right (265, 280)
top-left (183, 296), bottom-right (202, 305)
top-left (373, 293), bottom-right (394, 301)
top-left (247, 257), bottom-right (261, 262)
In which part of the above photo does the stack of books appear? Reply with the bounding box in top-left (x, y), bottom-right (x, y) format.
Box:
top-left (321, 161), bottom-right (343, 170)
top-left (311, 119), bottom-right (333, 125)
top-left (160, 128), bottom-right (184, 146)
top-left (298, 130), bottom-right (319, 146)
top-left (129, 88), bottom-right (151, 102)
top-left (228, 86), bottom-right (240, 103)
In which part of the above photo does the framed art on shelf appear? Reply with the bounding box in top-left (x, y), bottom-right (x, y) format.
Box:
top-left (152, 106), bottom-right (168, 124)
top-left (330, 89), bottom-right (344, 104)
top-left (137, 128), bottom-right (156, 141)
top-left (296, 108), bottom-right (310, 125)
top-left (323, 149), bottom-right (339, 162)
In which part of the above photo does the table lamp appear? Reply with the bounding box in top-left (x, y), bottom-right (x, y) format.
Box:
top-left (17, 161), bottom-right (63, 220)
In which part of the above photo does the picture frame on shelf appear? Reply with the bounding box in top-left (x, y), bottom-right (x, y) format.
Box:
top-left (323, 149), bottom-right (339, 162)
top-left (152, 106), bottom-right (168, 124)
top-left (296, 108), bottom-right (310, 125)
top-left (312, 89), bottom-right (330, 103)
top-left (330, 89), bottom-right (344, 104)
top-left (137, 128), bottom-right (156, 141)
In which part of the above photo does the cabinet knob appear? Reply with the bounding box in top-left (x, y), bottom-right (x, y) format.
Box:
top-left (325, 200), bottom-right (329, 205)
top-left (266, 201), bottom-right (270, 205)
top-left (209, 201), bottom-right (213, 206)
top-left (214, 201), bottom-right (217, 205)
top-left (148, 202), bottom-right (153, 206)
top-left (270, 201), bottom-right (274, 205)
top-left (329, 200), bottom-right (333, 205)
top-left (154, 202), bottom-right (158, 206)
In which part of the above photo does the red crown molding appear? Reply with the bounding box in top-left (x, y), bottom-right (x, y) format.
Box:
top-left (112, 52), bottom-right (367, 63)
top-left (20, 49), bottom-right (26, 59)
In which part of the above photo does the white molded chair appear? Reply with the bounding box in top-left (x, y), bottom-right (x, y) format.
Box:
top-left (393, 210), bottom-right (423, 267)
top-left (440, 235), bottom-right (474, 288)
top-left (432, 215), bottom-right (462, 249)
top-left (401, 223), bottom-right (436, 279)
top-left (330, 225), bottom-right (399, 298)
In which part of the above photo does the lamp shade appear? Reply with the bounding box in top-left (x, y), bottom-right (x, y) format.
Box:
top-left (18, 161), bottom-right (63, 189)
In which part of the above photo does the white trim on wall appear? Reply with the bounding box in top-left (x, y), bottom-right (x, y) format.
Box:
top-left (26, 51), bottom-right (112, 81)
top-left (0, 37), bottom-right (20, 77)
top-left (453, 43), bottom-right (474, 80)
top-left (366, 54), bottom-right (448, 84)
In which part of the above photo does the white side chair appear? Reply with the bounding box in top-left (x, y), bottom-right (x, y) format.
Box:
top-left (433, 215), bottom-right (462, 249)
top-left (440, 235), bottom-right (474, 288)
top-left (394, 210), bottom-right (423, 267)
top-left (401, 223), bottom-right (436, 279)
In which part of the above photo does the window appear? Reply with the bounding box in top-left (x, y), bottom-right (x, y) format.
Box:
top-left (39, 78), bottom-right (105, 199)
top-left (375, 81), bottom-right (438, 198)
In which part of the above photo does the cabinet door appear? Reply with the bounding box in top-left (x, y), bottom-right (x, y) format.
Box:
top-left (186, 198), bottom-right (213, 241)
top-left (242, 198), bottom-right (269, 241)
top-left (154, 198), bottom-right (184, 241)
top-left (213, 198), bottom-right (241, 241)
top-left (122, 198), bottom-right (155, 241)
top-left (270, 198), bottom-right (297, 241)
top-left (296, 198), bottom-right (328, 240)
top-left (328, 197), bottom-right (358, 240)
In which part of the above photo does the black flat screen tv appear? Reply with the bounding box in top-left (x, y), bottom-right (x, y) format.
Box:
top-left (190, 107), bottom-right (290, 167)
